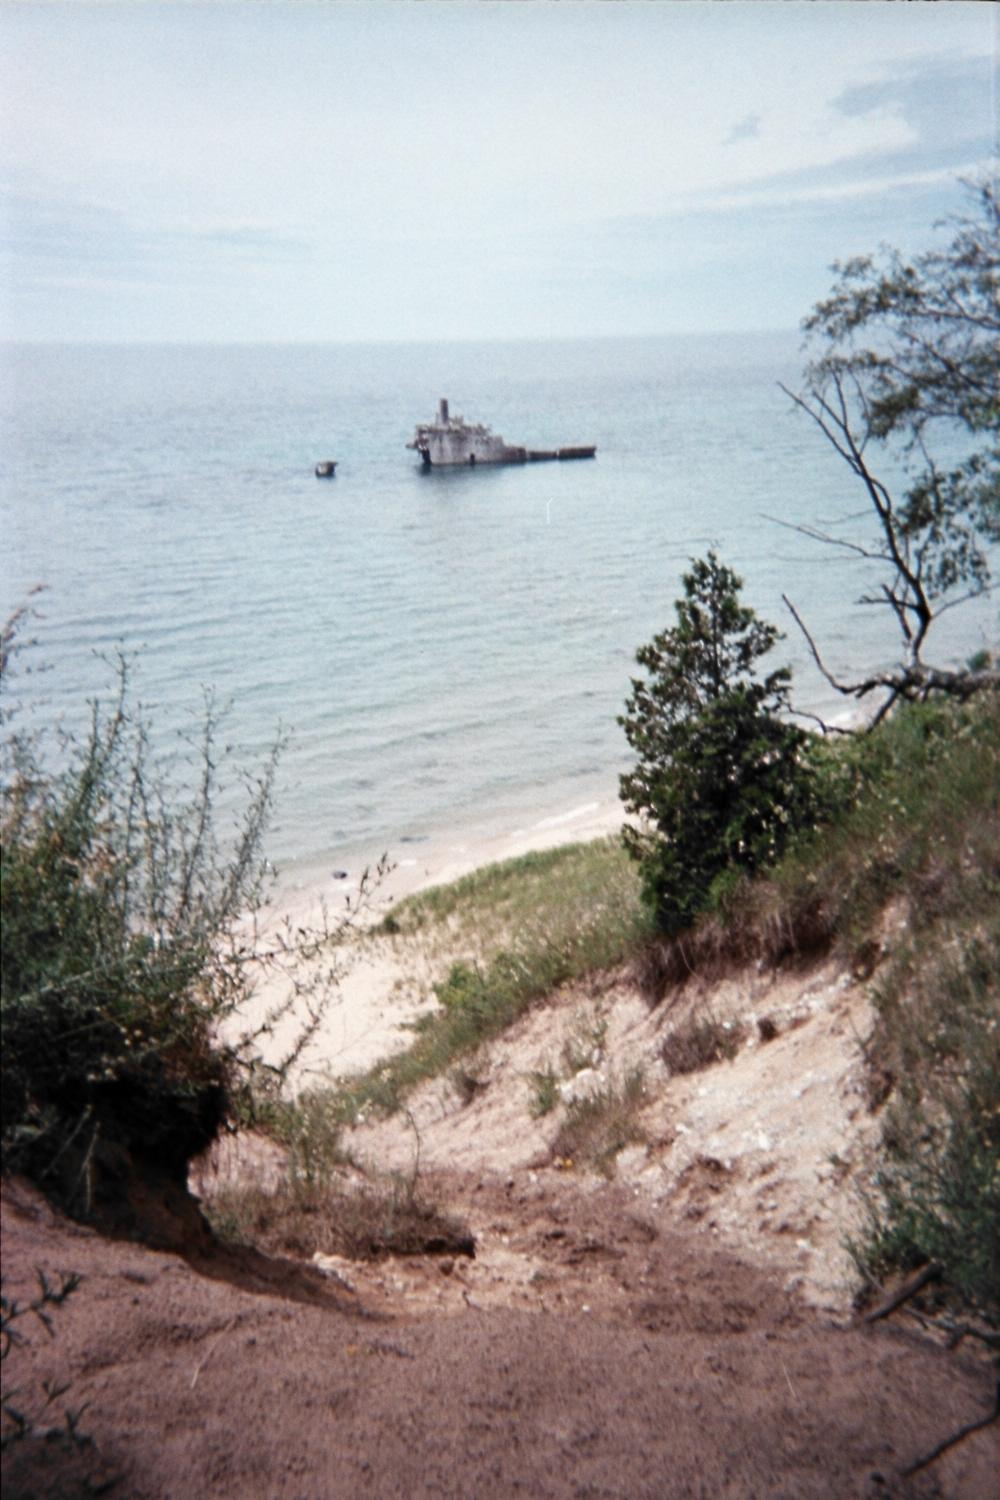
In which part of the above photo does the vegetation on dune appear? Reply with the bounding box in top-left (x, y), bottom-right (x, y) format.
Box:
top-left (380, 837), bottom-right (644, 961)
top-left (0, 622), bottom-right (347, 1230)
top-left (618, 551), bottom-right (830, 938)
top-left (329, 837), bottom-right (649, 1124)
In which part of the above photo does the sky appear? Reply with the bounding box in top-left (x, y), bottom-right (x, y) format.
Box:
top-left (0, 0), bottom-right (996, 344)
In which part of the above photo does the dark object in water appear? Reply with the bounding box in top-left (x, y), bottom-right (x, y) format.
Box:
top-left (315, 461), bottom-right (337, 477)
top-left (331, 869), bottom-right (349, 880)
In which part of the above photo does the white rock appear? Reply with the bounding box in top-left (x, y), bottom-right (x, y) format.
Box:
top-left (558, 1067), bottom-right (605, 1105)
top-left (311, 1252), bottom-right (356, 1290)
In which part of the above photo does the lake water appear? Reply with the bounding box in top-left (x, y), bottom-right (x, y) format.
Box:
top-left (2, 334), bottom-right (994, 888)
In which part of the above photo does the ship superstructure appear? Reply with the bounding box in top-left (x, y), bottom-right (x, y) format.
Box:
top-left (407, 399), bottom-right (526, 467)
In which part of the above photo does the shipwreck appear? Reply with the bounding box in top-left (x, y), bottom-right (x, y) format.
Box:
top-left (407, 399), bottom-right (596, 468)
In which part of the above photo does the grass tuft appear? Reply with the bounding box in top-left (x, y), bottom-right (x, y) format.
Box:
top-left (660, 1013), bottom-right (746, 1076)
top-left (550, 1069), bottom-right (647, 1177)
top-left (205, 1173), bottom-right (475, 1262)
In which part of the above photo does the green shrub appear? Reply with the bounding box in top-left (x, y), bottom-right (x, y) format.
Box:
top-left (619, 553), bottom-right (824, 936)
top-left (1, 643), bottom-right (336, 1222)
top-left (853, 912), bottom-right (1000, 1330)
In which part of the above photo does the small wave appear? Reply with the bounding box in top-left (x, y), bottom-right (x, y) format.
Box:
top-left (532, 802), bottom-right (601, 831)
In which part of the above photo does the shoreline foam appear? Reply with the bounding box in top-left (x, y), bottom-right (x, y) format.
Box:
top-left (268, 790), bottom-right (627, 932)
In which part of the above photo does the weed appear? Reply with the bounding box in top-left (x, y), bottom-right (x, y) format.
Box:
top-left (1, 1270), bottom-right (83, 1453)
top-left (550, 1068), bottom-right (647, 1177)
top-left (660, 1013), bottom-right (745, 1076)
top-left (528, 1063), bottom-right (560, 1118)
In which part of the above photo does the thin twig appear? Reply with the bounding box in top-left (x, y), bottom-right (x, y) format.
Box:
top-left (190, 1317), bottom-right (237, 1389)
top-left (900, 1382), bottom-right (1000, 1479)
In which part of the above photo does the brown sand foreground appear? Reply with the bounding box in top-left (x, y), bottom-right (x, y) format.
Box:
top-left (3, 1170), bottom-right (997, 1500)
top-left (4, 804), bottom-right (998, 1498)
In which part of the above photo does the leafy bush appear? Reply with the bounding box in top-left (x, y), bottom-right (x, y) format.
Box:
top-left (852, 884), bottom-right (1000, 1330)
top-left (619, 553), bottom-right (824, 935)
top-left (1, 640), bottom-right (337, 1224)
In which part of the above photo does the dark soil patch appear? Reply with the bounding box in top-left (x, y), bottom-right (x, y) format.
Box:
top-left (3, 1175), bottom-right (996, 1499)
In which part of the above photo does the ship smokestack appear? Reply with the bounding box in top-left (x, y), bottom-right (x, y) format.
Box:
top-left (439, 398), bottom-right (449, 424)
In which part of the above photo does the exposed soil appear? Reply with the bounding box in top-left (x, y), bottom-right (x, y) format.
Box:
top-left (338, 955), bottom-right (886, 1313)
top-left (3, 1162), bottom-right (997, 1500)
top-left (5, 944), bottom-right (998, 1498)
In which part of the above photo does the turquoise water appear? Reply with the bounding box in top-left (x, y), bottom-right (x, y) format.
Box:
top-left (2, 335), bottom-right (994, 882)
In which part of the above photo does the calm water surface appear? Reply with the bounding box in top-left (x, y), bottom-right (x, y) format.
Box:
top-left (2, 335), bottom-right (994, 885)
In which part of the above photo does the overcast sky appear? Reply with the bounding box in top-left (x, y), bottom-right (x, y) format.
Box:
top-left (1, 1), bottom-right (995, 344)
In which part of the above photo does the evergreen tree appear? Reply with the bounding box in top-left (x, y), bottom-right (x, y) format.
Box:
top-left (619, 553), bottom-right (815, 935)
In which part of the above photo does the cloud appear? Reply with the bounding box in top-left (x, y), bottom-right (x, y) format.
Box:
top-left (654, 160), bottom-right (992, 222)
top-left (725, 113), bottom-right (763, 147)
top-left (831, 55), bottom-right (995, 150)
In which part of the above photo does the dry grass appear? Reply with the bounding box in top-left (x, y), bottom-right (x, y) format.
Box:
top-left (660, 1013), bottom-right (746, 1076)
top-left (205, 1173), bottom-right (474, 1262)
top-left (550, 1069), bottom-right (647, 1177)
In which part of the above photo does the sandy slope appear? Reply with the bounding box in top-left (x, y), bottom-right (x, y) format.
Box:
top-left (3, 1173), bottom-right (997, 1500)
top-left (4, 811), bottom-right (998, 1497)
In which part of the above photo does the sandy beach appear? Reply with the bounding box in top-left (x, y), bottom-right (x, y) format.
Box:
top-left (241, 793), bottom-right (628, 1084)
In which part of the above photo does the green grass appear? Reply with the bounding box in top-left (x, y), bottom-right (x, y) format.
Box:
top-left (773, 694), bottom-right (1000, 948)
top-left (380, 836), bottom-right (645, 958)
top-left (330, 837), bottom-right (650, 1121)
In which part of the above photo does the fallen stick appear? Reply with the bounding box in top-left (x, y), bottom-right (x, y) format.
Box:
top-left (900, 1382), bottom-right (1000, 1479)
top-left (863, 1262), bottom-right (940, 1324)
